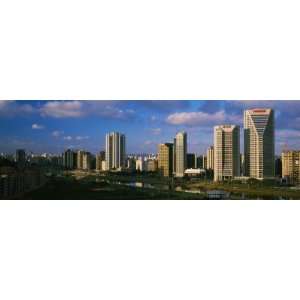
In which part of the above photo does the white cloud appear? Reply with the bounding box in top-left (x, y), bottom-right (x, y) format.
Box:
top-left (166, 111), bottom-right (226, 126)
top-left (38, 101), bottom-right (136, 120)
top-left (52, 130), bottom-right (64, 137)
top-left (0, 100), bottom-right (35, 116)
top-left (40, 101), bottom-right (84, 118)
top-left (63, 136), bottom-right (72, 141)
top-left (75, 136), bottom-right (89, 140)
top-left (144, 140), bottom-right (155, 145)
top-left (151, 128), bottom-right (161, 135)
top-left (32, 123), bottom-right (44, 130)
top-left (166, 110), bottom-right (242, 127)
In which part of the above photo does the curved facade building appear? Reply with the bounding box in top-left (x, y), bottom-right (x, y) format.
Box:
top-left (244, 109), bottom-right (275, 179)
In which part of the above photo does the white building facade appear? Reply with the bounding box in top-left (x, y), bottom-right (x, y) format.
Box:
top-left (214, 125), bottom-right (240, 181)
top-left (174, 132), bottom-right (187, 177)
top-left (105, 132), bottom-right (126, 170)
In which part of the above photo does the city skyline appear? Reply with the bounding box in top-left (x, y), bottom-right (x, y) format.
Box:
top-left (1, 100), bottom-right (300, 155)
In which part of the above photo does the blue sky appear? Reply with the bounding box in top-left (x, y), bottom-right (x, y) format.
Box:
top-left (1, 100), bottom-right (300, 155)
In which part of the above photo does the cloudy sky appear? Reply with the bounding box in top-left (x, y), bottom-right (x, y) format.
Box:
top-left (0, 100), bottom-right (300, 155)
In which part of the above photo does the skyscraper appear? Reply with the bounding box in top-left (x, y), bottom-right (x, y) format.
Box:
top-left (16, 149), bottom-right (26, 169)
top-left (105, 132), bottom-right (126, 170)
top-left (174, 132), bottom-right (187, 177)
top-left (244, 109), bottom-right (274, 179)
top-left (63, 149), bottom-right (75, 169)
top-left (281, 150), bottom-right (300, 184)
top-left (96, 151), bottom-right (105, 171)
top-left (206, 146), bottom-right (214, 170)
top-left (82, 152), bottom-right (92, 170)
top-left (214, 125), bottom-right (240, 181)
top-left (187, 153), bottom-right (197, 169)
top-left (77, 150), bottom-right (84, 169)
top-left (158, 143), bottom-right (173, 177)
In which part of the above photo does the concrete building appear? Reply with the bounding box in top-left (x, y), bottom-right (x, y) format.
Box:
top-left (146, 159), bottom-right (158, 172)
top-left (158, 143), bottom-right (173, 177)
top-left (187, 153), bottom-right (197, 169)
top-left (214, 125), bottom-right (240, 181)
top-left (184, 168), bottom-right (206, 178)
top-left (82, 152), bottom-right (92, 170)
top-left (63, 149), bottom-right (75, 169)
top-left (16, 149), bottom-right (26, 169)
top-left (244, 108), bottom-right (275, 179)
top-left (240, 154), bottom-right (245, 176)
top-left (281, 150), bottom-right (300, 185)
top-left (95, 151), bottom-right (105, 171)
top-left (203, 155), bottom-right (207, 169)
top-left (101, 160), bottom-right (106, 171)
top-left (206, 146), bottom-right (214, 170)
top-left (136, 157), bottom-right (146, 172)
top-left (127, 157), bottom-right (136, 170)
top-left (196, 155), bottom-right (203, 169)
top-left (0, 166), bottom-right (46, 199)
top-left (105, 132), bottom-right (126, 170)
top-left (77, 150), bottom-right (84, 169)
top-left (275, 156), bottom-right (282, 178)
top-left (174, 132), bottom-right (187, 177)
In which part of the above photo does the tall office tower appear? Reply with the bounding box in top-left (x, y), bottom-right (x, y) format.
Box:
top-left (214, 125), bottom-right (240, 181)
top-left (206, 146), bottom-right (214, 170)
top-left (96, 153), bottom-right (103, 171)
top-left (196, 155), bottom-right (203, 169)
top-left (95, 150), bottom-right (105, 171)
top-left (203, 155), bottom-right (207, 169)
top-left (174, 132), bottom-right (187, 177)
top-left (158, 143), bottom-right (173, 177)
top-left (281, 150), bottom-right (300, 184)
top-left (63, 149), bottom-right (75, 169)
top-left (77, 150), bottom-right (84, 169)
top-left (16, 149), bottom-right (26, 169)
top-left (187, 153), bottom-right (197, 169)
top-left (105, 132), bottom-right (126, 170)
top-left (275, 156), bottom-right (282, 178)
top-left (244, 109), bottom-right (275, 179)
top-left (82, 152), bottom-right (92, 170)
top-left (99, 151), bottom-right (105, 160)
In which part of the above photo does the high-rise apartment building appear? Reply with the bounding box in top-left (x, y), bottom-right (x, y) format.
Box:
top-left (206, 146), bottom-right (214, 170)
top-left (281, 150), bottom-right (300, 184)
top-left (203, 155), bottom-right (207, 169)
top-left (77, 150), bottom-right (84, 169)
top-left (244, 109), bottom-right (275, 179)
top-left (174, 132), bottom-right (187, 177)
top-left (158, 143), bottom-right (173, 177)
top-left (146, 159), bottom-right (158, 172)
top-left (95, 151), bottom-right (105, 171)
top-left (275, 156), bottom-right (282, 178)
top-left (105, 132), bottom-right (126, 170)
top-left (82, 152), bottom-right (92, 170)
top-left (136, 157), bottom-right (145, 172)
top-left (63, 149), bottom-right (75, 169)
top-left (214, 125), bottom-right (240, 181)
top-left (187, 153), bottom-right (197, 169)
top-left (16, 149), bottom-right (26, 169)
